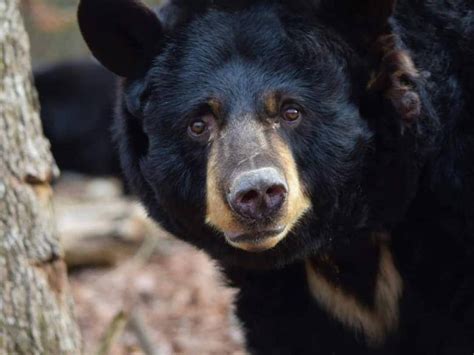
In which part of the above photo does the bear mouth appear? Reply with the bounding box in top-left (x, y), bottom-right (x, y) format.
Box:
top-left (224, 225), bottom-right (287, 252)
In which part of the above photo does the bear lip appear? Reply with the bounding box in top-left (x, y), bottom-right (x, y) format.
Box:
top-left (223, 225), bottom-right (287, 252)
top-left (224, 226), bottom-right (285, 241)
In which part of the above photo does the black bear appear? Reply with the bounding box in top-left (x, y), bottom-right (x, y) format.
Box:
top-left (78, 0), bottom-right (474, 353)
top-left (34, 59), bottom-right (121, 176)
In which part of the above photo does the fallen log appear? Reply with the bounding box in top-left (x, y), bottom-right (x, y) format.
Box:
top-left (53, 176), bottom-right (164, 267)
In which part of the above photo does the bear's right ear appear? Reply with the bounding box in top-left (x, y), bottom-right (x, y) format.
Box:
top-left (78, 0), bottom-right (162, 77)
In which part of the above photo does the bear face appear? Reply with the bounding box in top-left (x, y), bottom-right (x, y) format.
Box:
top-left (129, 7), bottom-right (373, 267)
top-left (78, 0), bottom-right (434, 269)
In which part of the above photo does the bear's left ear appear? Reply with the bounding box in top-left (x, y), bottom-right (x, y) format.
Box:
top-left (347, 0), bottom-right (396, 33)
top-left (319, 0), bottom-right (396, 38)
top-left (325, 0), bottom-right (422, 124)
top-left (78, 0), bottom-right (162, 77)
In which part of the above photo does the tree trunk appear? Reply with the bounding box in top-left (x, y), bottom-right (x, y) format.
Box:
top-left (0, 0), bottom-right (81, 353)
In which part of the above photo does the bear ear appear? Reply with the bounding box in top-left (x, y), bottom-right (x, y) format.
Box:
top-left (314, 0), bottom-right (396, 36)
top-left (78, 0), bottom-right (163, 77)
top-left (322, 0), bottom-right (422, 124)
top-left (319, 0), bottom-right (396, 35)
top-left (347, 0), bottom-right (396, 32)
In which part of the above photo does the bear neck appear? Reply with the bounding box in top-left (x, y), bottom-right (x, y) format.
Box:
top-left (305, 232), bottom-right (403, 346)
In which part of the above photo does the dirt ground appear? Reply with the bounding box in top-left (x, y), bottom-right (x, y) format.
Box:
top-left (55, 176), bottom-right (246, 354)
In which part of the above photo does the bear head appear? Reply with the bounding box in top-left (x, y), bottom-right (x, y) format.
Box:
top-left (78, 0), bottom-right (437, 269)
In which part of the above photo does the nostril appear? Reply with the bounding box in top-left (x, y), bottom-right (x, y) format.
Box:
top-left (266, 185), bottom-right (286, 198)
top-left (265, 185), bottom-right (287, 210)
top-left (233, 189), bottom-right (262, 219)
top-left (239, 189), bottom-right (260, 205)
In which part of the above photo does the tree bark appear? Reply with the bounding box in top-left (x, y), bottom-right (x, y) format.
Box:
top-left (0, 0), bottom-right (81, 353)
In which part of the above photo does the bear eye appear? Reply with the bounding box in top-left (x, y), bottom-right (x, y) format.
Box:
top-left (189, 120), bottom-right (207, 136)
top-left (281, 106), bottom-right (301, 123)
top-left (188, 113), bottom-right (216, 141)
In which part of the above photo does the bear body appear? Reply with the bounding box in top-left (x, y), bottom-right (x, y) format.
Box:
top-left (78, 0), bottom-right (474, 353)
top-left (34, 59), bottom-right (120, 176)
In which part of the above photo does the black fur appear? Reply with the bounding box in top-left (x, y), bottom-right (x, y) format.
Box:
top-left (78, 0), bottom-right (474, 353)
top-left (34, 59), bottom-right (121, 176)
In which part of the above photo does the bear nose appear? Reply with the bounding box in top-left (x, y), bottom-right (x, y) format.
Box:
top-left (228, 168), bottom-right (288, 221)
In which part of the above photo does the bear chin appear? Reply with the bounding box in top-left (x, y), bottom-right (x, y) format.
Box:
top-left (190, 222), bottom-right (337, 270)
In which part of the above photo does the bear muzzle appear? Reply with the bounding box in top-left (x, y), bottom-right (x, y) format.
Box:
top-left (205, 118), bottom-right (311, 253)
top-left (227, 167), bottom-right (288, 222)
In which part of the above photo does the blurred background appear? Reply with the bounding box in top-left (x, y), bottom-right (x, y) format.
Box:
top-left (21, 1), bottom-right (245, 354)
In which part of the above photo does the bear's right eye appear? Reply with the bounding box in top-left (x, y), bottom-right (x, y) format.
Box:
top-left (189, 120), bottom-right (207, 136)
top-left (188, 114), bottom-right (215, 141)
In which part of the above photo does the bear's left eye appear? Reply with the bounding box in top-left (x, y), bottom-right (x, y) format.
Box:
top-left (281, 106), bottom-right (301, 124)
